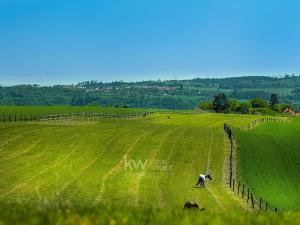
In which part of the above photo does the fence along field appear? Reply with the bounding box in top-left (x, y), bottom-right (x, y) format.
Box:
top-left (0, 106), bottom-right (200, 122)
top-left (0, 110), bottom-right (262, 210)
top-left (225, 116), bottom-right (300, 211)
top-left (0, 106), bottom-right (150, 116)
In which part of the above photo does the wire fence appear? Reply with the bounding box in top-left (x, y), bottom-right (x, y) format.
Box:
top-left (0, 110), bottom-right (203, 123)
top-left (224, 116), bottom-right (292, 212)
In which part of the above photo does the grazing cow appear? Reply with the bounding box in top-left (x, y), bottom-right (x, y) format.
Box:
top-left (183, 201), bottom-right (204, 210)
top-left (195, 173), bottom-right (212, 187)
top-left (184, 201), bottom-right (199, 209)
top-left (184, 201), bottom-right (193, 209)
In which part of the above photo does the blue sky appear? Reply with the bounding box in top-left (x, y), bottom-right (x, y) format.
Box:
top-left (0, 0), bottom-right (300, 85)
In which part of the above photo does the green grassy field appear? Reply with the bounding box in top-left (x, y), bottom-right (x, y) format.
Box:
top-left (0, 109), bottom-right (299, 224)
top-left (0, 114), bottom-right (257, 208)
top-left (1, 202), bottom-right (300, 225)
top-left (0, 106), bottom-right (151, 116)
top-left (0, 106), bottom-right (199, 117)
top-left (235, 117), bottom-right (300, 211)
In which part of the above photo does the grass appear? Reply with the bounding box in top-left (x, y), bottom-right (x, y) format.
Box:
top-left (0, 106), bottom-right (199, 117)
top-left (0, 106), bottom-right (151, 116)
top-left (1, 202), bottom-right (300, 225)
top-left (0, 114), bottom-right (258, 208)
top-left (235, 117), bottom-right (300, 211)
top-left (0, 110), bottom-right (298, 224)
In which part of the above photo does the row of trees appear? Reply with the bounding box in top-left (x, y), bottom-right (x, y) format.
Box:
top-left (200, 93), bottom-right (291, 114)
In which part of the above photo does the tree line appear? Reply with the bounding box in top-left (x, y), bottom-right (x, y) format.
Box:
top-left (200, 93), bottom-right (292, 115)
top-left (0, 76), bottom-right (299, 110)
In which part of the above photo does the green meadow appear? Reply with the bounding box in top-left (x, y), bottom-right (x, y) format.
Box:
top-left (0, 106), bottom-right (299, 224)
top-left (0, 106), bottom-right (150, 116)
top-left (235, 117), bottom-right (300, 211)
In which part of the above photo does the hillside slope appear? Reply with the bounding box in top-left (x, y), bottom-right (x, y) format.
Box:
top-left (235, 117), bottom-right (300, 210)
top-left (1, 76), bottom-right (300, 109)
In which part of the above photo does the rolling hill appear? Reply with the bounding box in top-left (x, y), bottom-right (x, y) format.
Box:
top-left (1, 76), bottom-right (300, 110)
top-left (235, 117), bottom-right (300, 210)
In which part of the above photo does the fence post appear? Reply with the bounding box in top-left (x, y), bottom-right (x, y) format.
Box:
top-left (232, 179), bottom-right (235, 192)
top-left (266, 202), bottom-right (268, 212)
top-left (247, 188), bottom-right (250, 203)
top-left (238, 181), bottom-right (240, 195)
top-left (275, 208), bottom-right (277, 213)
top-left (242, 184), bottom-right (245, 198)
top-left (251, 193), bottom-right (254, 208)
top-left (260, 198), bottom-right (262, 211)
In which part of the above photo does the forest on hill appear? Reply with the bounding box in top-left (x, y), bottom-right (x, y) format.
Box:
top-left (1, 75), bottom-right (300, 110)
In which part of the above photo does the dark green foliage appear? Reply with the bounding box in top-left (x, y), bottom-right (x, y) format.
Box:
top-left (269, 93), bottom-right (279, 106)
top-left (202, 93), bottom-right (292, 115)
top-left (291, 88), bottom-right (300, 100)
top-left (212, 93), bottom-right (229, 113)
top-left (250, 98), bottom-right (268, 108)
top-left (0, 75), bottom-right (300, 109)
top-left (236, 102), bottom-right (251, 114)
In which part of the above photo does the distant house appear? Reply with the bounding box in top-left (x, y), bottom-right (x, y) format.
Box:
top-left (283, 107), bottom-right (300, 116)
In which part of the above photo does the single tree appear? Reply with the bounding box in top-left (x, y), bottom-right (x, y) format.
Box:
top-left (212, 93), bottom-right (229, 113)
top-left (269, 93), bottom-right (279, 107)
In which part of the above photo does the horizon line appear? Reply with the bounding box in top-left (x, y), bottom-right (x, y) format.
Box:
top-left (1, 74), bottom-right (299, 87)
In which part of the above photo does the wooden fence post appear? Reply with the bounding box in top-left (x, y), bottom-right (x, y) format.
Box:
top-left (251, 193), bottom-right (254, 208)
top-left (260, 198), bottom-right (262, 211)
top-left (275, 208), bottom-right (277, 213)
top-left (238, 181), bottom-right (240, 194)
top-left (232, 179), bottom-right (235, 192)
top-left (247, 188), bottom-right (250, 203)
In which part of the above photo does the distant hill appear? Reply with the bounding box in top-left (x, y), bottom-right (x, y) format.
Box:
top-left (1, 75), bottom-right (300, 110)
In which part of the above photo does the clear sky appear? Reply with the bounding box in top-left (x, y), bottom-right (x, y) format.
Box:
top-left (0, 0), bottom-right (300, 85)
